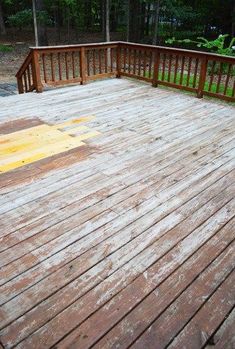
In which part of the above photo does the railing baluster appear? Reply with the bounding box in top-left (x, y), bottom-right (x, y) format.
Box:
top-left (186, 57), bottom-right (192, 86)
top-left (216, 62), bottom-right (223, 94)
top-left (42, 53), bottom-right (47, 83)
top-left (110, 48), bottom-right (113, 72)
top-left (208, 61), bottom-right (216, 91)
top-left (123, 47), bottom-right (127, 72)
top-left (138, 50), bottom-right (141, 76)
top-left (65, 52), bottom-right (69, 80)
top-left (116, 45), bottom-right (121, 77)
top-left (58, 52), bottom-right (62, 80)
top-left (127, 48), bottom-right (131, 74)
top-left (162, 54), bottom-right (166, 81)
top-left (148, 51), bottom-right (152, 78)
top-left (223, 64), bottom-right (232, 96)
top-left (87, 50), bottom-right (90, 76)
top-left (50, 53), bottom-right (55, 82)
top-left (133, 49), bottom-right (137, 75)
top-left (99, 49), bottom-right (102, 74)
top-left (179, 56), bottom-right (185, 85)
top-left (174, 55), bottom-right (179, 83)
top-left (23, 73), bottom-right (28, 92)
top-left (143, 50), bottom-right (147, 78)
top-left (27, 66), bottom-right (31, 88)
top-left (72, 51), bottom-right (75, 78)
top-left (105, 49), bottom-right (108, 73)
top-left (168, 54), bottom-right (172, 82)
top-left (193, 58), bottom-right (199, 88)
top-left (93, 50), bottom-right (96, 75)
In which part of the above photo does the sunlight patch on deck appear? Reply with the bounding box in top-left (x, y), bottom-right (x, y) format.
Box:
top-left (0, 116), bottom-right (100, 173)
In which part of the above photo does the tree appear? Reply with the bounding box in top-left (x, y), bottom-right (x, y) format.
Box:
top-left (0, 0), bottom-right (6, 35)
top-left (128, 0), bottom-right (142, 42)
top-left (32, 0), bottom-right (38, 45)
top-left (103, 0), bottom-right (110, 42)
top-left (152, 0), bottom-right (160, 45)
top-left (35, 0), bottom-right (48, 46)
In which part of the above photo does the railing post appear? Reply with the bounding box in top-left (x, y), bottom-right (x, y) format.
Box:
top-left (197, 56), bottom-right (207, 98)
top-left (80, 46), bottom-right (86, 85)
top-left (17, 77), bottom-right (24, 94)
top-left (116, 44), bottom-right (121, 78)
top-left (32, 49), bottom-right (43, 93)
top-left (152, 49), bottom-right (160, 87)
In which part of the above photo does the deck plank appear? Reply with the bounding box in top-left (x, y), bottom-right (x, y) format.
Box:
top-left (0, 79), bottom-right (234, 349)
top-left (204, 307), bottom-right (235, 349)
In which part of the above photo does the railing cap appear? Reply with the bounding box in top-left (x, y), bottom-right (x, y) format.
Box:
top-left (29, 41), bottom-right (235, 61)
top-left (30, 41), bottom-right (119, 50)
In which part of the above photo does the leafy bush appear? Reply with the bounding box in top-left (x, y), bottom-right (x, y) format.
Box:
top-left (166, 34), bottom-right (235, 56)
top-left (166, 34), bottom-right (235, 76)
top-left (7, 9), bottom-right (52, 30)
top-left (8, 9), bottom-right (33, 30)
top-left (0, 44), bottom-right (13, 52)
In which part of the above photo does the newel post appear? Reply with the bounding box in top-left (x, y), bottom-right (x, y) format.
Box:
top-left (17, 76), bottom-right (24, 94)
top-left (32, 49), bottom-right (43, 93)
top-left (197, 56), bottom-right (207, 98)
top-left (80, 46), bottom-right (86, 85)
top-left (152, 49), bottom-right (160, 87)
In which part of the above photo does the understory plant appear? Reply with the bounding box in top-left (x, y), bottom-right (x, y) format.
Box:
top-left (166, 34), bottom-right (235, 75)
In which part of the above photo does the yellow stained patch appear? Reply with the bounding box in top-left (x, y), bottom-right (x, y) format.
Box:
top-left (0, 117), bottom-right (100, 173)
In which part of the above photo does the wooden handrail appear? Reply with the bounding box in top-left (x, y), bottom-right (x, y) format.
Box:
top-left (16, 51), bottom-right (33, 78)
top-left (16, 42), bottom-right (235, 102)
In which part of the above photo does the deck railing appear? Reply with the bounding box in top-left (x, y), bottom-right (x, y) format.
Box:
top-left (16, 41), bottom-right (235, 102)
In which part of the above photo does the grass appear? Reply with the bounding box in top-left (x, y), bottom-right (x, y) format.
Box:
top-left (155, 71), bottom-right (234, 97)
top-left (0, 44), bottom-right (13, 52)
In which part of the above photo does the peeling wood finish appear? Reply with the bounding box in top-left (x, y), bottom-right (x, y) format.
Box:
top-left (0, 79), bottom-right (234, 349)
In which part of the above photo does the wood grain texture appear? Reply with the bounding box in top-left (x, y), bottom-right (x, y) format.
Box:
top-left (0, 79), bottom-right (234, 349)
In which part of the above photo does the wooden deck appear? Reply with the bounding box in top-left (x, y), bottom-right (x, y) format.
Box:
top-left (0, 78), bottom-right (234, 349)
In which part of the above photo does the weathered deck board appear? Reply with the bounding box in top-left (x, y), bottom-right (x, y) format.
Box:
top-left (0, 78), bottom-right (234, 349)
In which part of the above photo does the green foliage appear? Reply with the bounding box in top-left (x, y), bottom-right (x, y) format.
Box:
top-left (166, 34), bottom-right (235, 56)
top-left (7, 9), bottom-right (52, 30)
top-left (7, 9), bottom-right (32, 29)
top-left (0, 43), bottom-right (13, 52)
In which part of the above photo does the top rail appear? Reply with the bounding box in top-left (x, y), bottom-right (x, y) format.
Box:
top-left (16, 41), bottom-right (235, 102)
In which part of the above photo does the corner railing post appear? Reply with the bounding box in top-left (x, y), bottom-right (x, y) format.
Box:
top-left (80, 46), bottom-right (86, 85)
top-left (116, 43), bottom-right (121, 78)
top-left (152, 49), bottom-right (160, 87)
top-left (32, 49), bottom-right (43, 93)
top-left (197, 56), bottom-right (207, 98)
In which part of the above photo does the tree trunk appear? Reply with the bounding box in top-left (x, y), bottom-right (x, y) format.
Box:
top-left (232, 3), bottom-right (235, 37)
top-left (146, 2), bottom-right (151, 37)
top-left (129, 0), bottom-right (142, 42)
top-left (32, 0), bottom-right (39, 46)
top-left (104, 0), bottom-right (110, 42)
top-left (53, 2), bottom-right (61, 44)
top-left (0, 0), bottom-right (6, 36)
top-left (85, 0), bottom-right (92, 31)
top-left (36, 0), bottom-right (48, 46)
top-left (126, 0), bottom-right (130, 41)
top-left (152, 0), bottom-right (161, 45)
